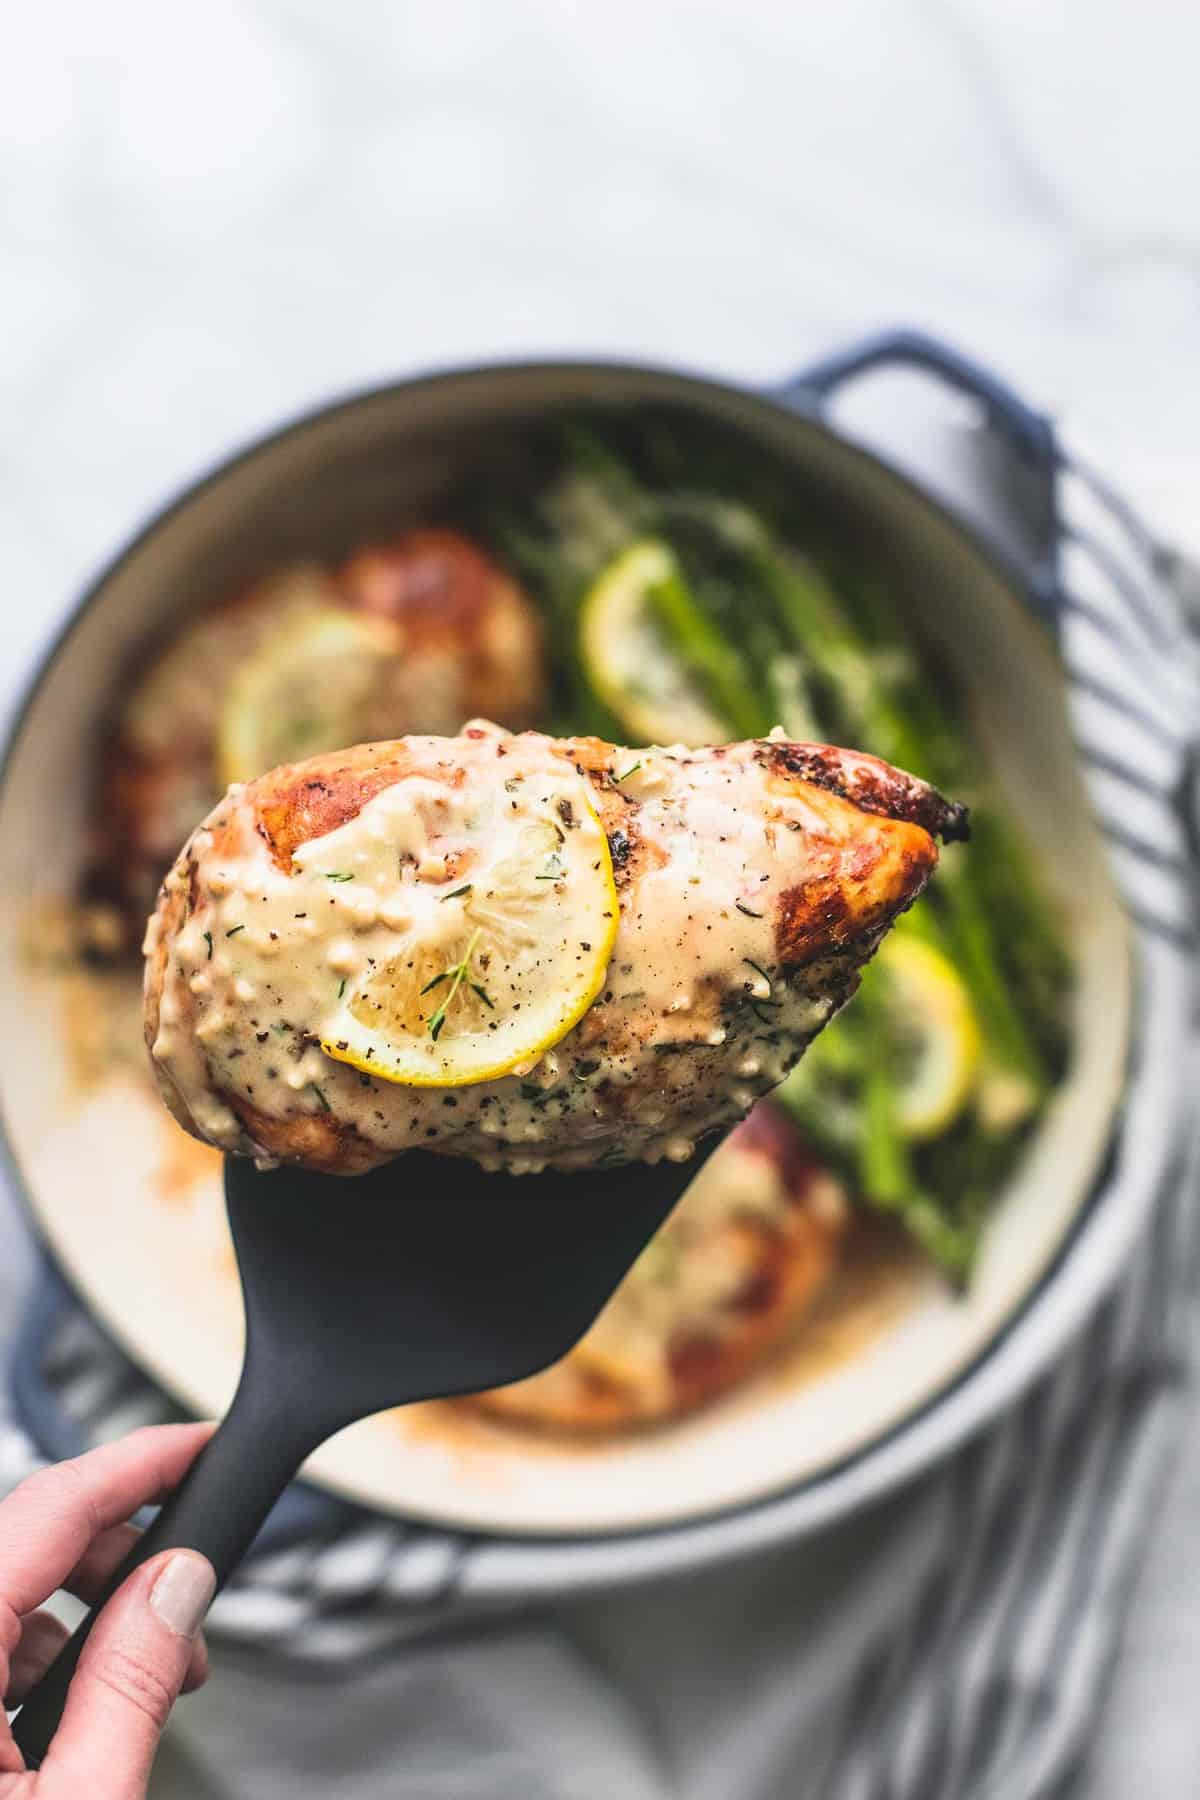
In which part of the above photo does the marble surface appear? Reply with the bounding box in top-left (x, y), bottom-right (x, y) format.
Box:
top-left (2, 2), bottom-right (1199, 1793)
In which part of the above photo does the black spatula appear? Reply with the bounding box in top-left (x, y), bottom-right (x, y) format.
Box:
top-left (12, 1140), bottom-right (715, 1767)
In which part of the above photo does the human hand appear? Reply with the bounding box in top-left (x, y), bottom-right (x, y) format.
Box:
top-left (0, 1424), bottom-right (215, 1796)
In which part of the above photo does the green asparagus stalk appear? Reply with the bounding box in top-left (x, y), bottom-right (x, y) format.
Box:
top-left (647, 567), bottom-right (775, 741)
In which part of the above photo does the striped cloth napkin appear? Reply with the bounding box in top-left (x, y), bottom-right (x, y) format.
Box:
top-left (2, 418), bottom-right (1197, 1800)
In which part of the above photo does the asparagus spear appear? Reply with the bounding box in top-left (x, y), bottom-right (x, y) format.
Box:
top-left (646, 566), bottom-right (775, 741)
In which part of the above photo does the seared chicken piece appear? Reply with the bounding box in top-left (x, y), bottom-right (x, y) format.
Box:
top-left (337, 528), bottom-right (544, 730)
top-left (472, 1103), bottom-right (850, 1428)
top-left (145, 723), bottom-right (965, 1175)
top-left (90, 534), bottom-right (545, 948)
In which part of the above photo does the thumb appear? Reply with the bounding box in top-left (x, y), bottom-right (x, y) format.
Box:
top-left (40, 1550), bottom-right (215, 1798)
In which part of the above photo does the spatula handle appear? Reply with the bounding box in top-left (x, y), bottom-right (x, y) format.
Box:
top-left (11, 1375), bottom-right (312, 1770)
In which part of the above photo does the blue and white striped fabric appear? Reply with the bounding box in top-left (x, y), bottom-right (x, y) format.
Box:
top-left (1, 437), bottom-right (1197, 1800)
top-left (822, 445), bottom-right (1200, 1800)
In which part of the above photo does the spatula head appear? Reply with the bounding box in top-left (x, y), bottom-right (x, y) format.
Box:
top-left (224, 1141), bottom-right (717, 1436)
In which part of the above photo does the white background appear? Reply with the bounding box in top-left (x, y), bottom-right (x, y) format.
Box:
top-left (3, 3), bottom-right (1199, 1793)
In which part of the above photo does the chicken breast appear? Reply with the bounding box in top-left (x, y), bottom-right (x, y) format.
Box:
top-left (471, 1103), bottom-right (850, 1428)
top-left (144, 723), bottom-right (966, 1175)
top-left (337, 529), bottom-right (545, 732)
top-left (90, 534), bottom-right (545, 949)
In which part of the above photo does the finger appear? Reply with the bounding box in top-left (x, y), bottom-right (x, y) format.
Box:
top-left (0, 1424), bottom-right (213, 1620)
top-left (3, 1607), bottom-right (207, 1707)
top-left (3, 1610), bottom-right (70, 1707)
top-left (181, 1631), bottom-right (209, 1695)
top-left (40, 1549), bottom-right (214, 1795)
top-left (61, 1522), bottom-right (143, 1603)
top-left (60, 1522), bottom-right (208, 1692)
top-left (65, 1522), bottom-right (210, 1628)
top-left (4, 1525), bottom-right (208, 1718)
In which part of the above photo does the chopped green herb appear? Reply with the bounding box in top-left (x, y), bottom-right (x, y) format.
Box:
top-left (203, 931), bottom-right (213, 959)
top-left (743, 958), bottom-right (772, 985)
top-left (735, 901), bottom-right (763, 919)
top-left (469, 982), bottom-right (495, 1010)
top-left (615, 761), bottom-right (643, 782)
top-left (310, 1083), bottom-right (332, 1112)
top-left (225, 924), bottom-right (245, 938)
top-left (337, 978), bottom-right (347, 1000)
top-left (427, 928), bottom-right (483, 1040)
top-left (441, 884), bottom-right (473, 902)
top-left (324, 872), bottom-right (355, 883)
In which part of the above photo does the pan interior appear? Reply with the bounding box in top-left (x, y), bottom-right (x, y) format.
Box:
top-left (0, 365), bottom-right (1130, 1536)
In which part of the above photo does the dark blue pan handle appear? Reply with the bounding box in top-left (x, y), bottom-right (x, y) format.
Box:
top-left (778, 326), bottom-right (1058, 472)
top-left (776, 326), bottom-right (1064, 627)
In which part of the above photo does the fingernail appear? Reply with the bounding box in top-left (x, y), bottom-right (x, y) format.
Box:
top-left (150, 1552), bottom-right (216, 1640)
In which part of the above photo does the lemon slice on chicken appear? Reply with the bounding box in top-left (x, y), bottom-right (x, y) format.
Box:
top-left (217, 605), bottom-right (402, 786)
top-left (320, 779), bottom-right (618, 1087)
top-left (580, 540), bottom-right (728, 747)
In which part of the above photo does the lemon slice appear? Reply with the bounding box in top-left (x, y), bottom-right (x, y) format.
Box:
top-left (217, 605), bottom-right (401, 786)
top-left (876, 935), bottom-right (982, 1139)
top-left (579, 540), bottom-right (727, 747)
top-left (123, 565), bottom-right (342, 760)
top-left (781, 932), bottom-right (980, 1145)
top-left (320, 778), bottom-right (618, 1087)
